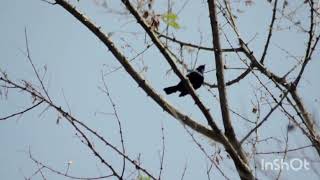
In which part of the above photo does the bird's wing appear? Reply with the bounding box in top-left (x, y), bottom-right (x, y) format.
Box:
top-left (187, 71), bottom-right (202, 78)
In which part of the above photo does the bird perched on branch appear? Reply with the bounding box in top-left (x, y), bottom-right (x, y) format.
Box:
top-left (164, 65), bottom-right (205, 97)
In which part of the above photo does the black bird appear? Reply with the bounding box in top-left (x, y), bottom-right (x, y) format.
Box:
top-left (164, 65), bottom-right (205, 97)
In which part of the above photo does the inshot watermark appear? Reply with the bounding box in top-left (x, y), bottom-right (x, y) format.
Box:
top-left (261, 158), bottom-right (310, 171)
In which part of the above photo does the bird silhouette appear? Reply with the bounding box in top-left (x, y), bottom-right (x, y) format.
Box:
top-left (164, 65), bottom-right (205, 97)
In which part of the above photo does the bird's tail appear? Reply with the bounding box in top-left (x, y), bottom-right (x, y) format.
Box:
top-left (164, 85), bottom-right (178, 95)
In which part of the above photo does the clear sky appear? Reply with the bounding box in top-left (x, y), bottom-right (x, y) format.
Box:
top-left (1, 0), bottom-right (319, 180)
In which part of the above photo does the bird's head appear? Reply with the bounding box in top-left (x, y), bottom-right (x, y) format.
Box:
top-left (196, 65), bottom-right (205, 74)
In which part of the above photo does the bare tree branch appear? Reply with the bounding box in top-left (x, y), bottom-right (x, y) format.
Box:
top-left (0, 100), bottom-right (44, 121)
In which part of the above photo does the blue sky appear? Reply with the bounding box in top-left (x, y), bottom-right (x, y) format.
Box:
top-left (1, 0), bottom-right (320, 179)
